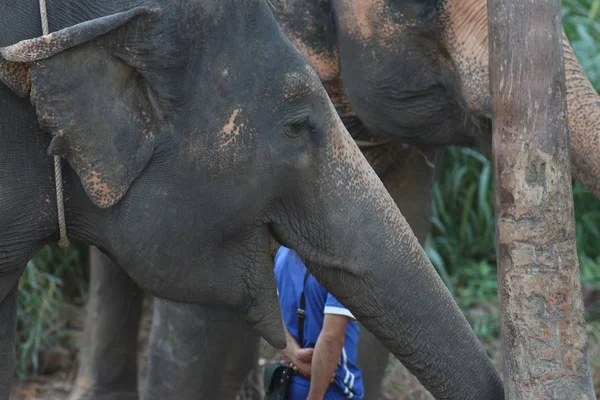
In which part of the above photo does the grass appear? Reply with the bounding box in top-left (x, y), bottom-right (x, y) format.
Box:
top-left (425, 147), bottom-right (495, 297)
top-left (563, 0), bottom-right (600, 87)
top-left (15, 245), bottom-right (85, 377)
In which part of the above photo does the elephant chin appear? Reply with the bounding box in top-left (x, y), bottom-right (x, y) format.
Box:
top-left (244, 254), bottom-right (287, 349)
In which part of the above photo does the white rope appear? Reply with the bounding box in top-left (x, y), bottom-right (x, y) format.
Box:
top-left (40, 0), bottom-right (70, 248)
top-left (39, 0), bottom-right (49, 35)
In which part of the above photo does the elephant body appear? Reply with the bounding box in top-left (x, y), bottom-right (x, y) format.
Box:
top-left (67, 1), bottom-right (600, 399)
top-left (0, 1), bottom-right (504, 400)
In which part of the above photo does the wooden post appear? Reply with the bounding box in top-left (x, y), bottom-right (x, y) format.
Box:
top-left (487, 0), bottom-right (596, 398)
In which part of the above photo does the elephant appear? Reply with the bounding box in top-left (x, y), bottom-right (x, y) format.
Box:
top-left (0, 1), bottom-right (506, 400)
top-left (64, 0), bottom-right (600, 400)
top-left (68, 144), bottom-right (435, 400)
top-left (69, 247), bottom-right (265, 400)
top-left (64, 0), bottom-right (600, 399)
top-left (65, 0), bottom-right (600, 400)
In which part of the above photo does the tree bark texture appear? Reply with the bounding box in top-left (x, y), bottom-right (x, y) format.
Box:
top-left (487, 0), bottom-right (596, 398)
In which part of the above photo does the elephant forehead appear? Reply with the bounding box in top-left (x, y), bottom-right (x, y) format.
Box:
top-left (282, 68), bottom-right (322, 101)
top-left (334, 0), bottom-right (384, 40)
top-left (351, 0), bottom-right (380, 39)
top-left (289, 37), bottom-right (339, 82)
top-left (336, 0), bottom-right (415, 46)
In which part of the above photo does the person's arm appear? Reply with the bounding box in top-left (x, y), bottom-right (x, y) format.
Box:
top-left (281, 325), bottom-right (314, 377)
top-left (307, 314), bottom-right (349, 400)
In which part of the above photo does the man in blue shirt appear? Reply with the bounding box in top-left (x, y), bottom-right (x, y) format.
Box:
top-left (275, 246), bottom-right (364, 400)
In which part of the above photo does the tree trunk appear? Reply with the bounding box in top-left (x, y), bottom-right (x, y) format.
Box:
top-left (487, 0), bottom-right (596, 398)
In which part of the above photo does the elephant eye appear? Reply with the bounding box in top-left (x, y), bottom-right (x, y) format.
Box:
top-left (284, 118), bottom-right (312, 139)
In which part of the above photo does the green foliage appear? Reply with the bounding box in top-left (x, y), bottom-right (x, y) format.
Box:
top-left (452, 261), bottom-right (500, 339)
top-left (563, 0), bottom-right (600, 91)
top-left (16, 245), bottom-right (85, 377)
top-left (426, 0), bottom-right (600, 338)
top-left (425, 147), bottom-right (495, 282)
top-left (424, 146), bottom-right (500, 337)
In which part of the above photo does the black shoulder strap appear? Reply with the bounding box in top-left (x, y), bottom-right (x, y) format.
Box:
top-left (297, 269), bottom-right (310, 346)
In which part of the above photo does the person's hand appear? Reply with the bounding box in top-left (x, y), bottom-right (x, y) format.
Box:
top-left (290, 347), bottom-right (313, 377)
top-left (294, 347), bottom-right (313, 364)
top-left (281, 346), bottom-right (314, 377)
top-left (288, 358), bottom-right (312, 377)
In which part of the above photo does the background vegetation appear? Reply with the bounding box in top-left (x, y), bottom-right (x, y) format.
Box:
top-left (424, 0), bottom-right (600, 384)
top-left (14, 0), bottom-right (600, 388)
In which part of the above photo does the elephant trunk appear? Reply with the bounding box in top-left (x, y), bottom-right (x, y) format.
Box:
top-left (272, 102), bottom-right (504, 399)
top-left (307, 206), bottom-right (503, 400)
top-left (563, 33), bottom-right (600, 197)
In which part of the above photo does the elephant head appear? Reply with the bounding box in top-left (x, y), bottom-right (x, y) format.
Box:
top-left (273, 0), bottom-right (600, 198)
top-left (0, 1), bottom-right (503, 398)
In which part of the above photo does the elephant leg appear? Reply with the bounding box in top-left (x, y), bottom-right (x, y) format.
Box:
top-left (0, 275), bottom-right (21, 400)
top-left (141, 300), bottom-right (260, 400)
top-left (358, 144), bottom-right (442, 400)
top-left (356, 327), bottom-right (390, 400)
top-left (221, 326), bottom-right (261, 400)
top-left (69, 247), bottom-right (143, 400)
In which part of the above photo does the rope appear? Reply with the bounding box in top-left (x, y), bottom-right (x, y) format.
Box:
top-left (40, 0), bottom-right (70, 248)
top-left (39, 0), bottom-right (49, 35)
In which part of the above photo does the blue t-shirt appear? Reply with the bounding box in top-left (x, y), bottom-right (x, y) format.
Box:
top-left (274, 246), bottom-right (364, 400)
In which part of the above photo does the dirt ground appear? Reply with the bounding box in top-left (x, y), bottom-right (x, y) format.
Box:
top-left (9, 296), bottom-right (600, 400)
top-left (7, 350), bottom-right (440, 400)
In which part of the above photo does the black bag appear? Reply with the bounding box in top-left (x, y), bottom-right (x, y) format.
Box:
top-left (263, 270), bottom-right (310, 400)
top-left (263, 362), bottom-right (294, 400)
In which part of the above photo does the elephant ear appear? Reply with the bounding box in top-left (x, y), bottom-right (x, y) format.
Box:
top-left (0, 7), bottom-right (151, 63)
top-left (0, 6), bottom-right (149, 95)
top-left (0, 7), bottom-right (160, 208)
top-left (0, 61), bottom-right (30, 97)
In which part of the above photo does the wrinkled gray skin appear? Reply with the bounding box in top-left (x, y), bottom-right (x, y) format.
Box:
top-left (71, 247), bottom-right (263, 400)
top-left (70, 0), bottom-right (600, 399)
top-left (70, 146), bottom-right (436, 400)
top-left (0, 1), bottom-right (505, 400)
